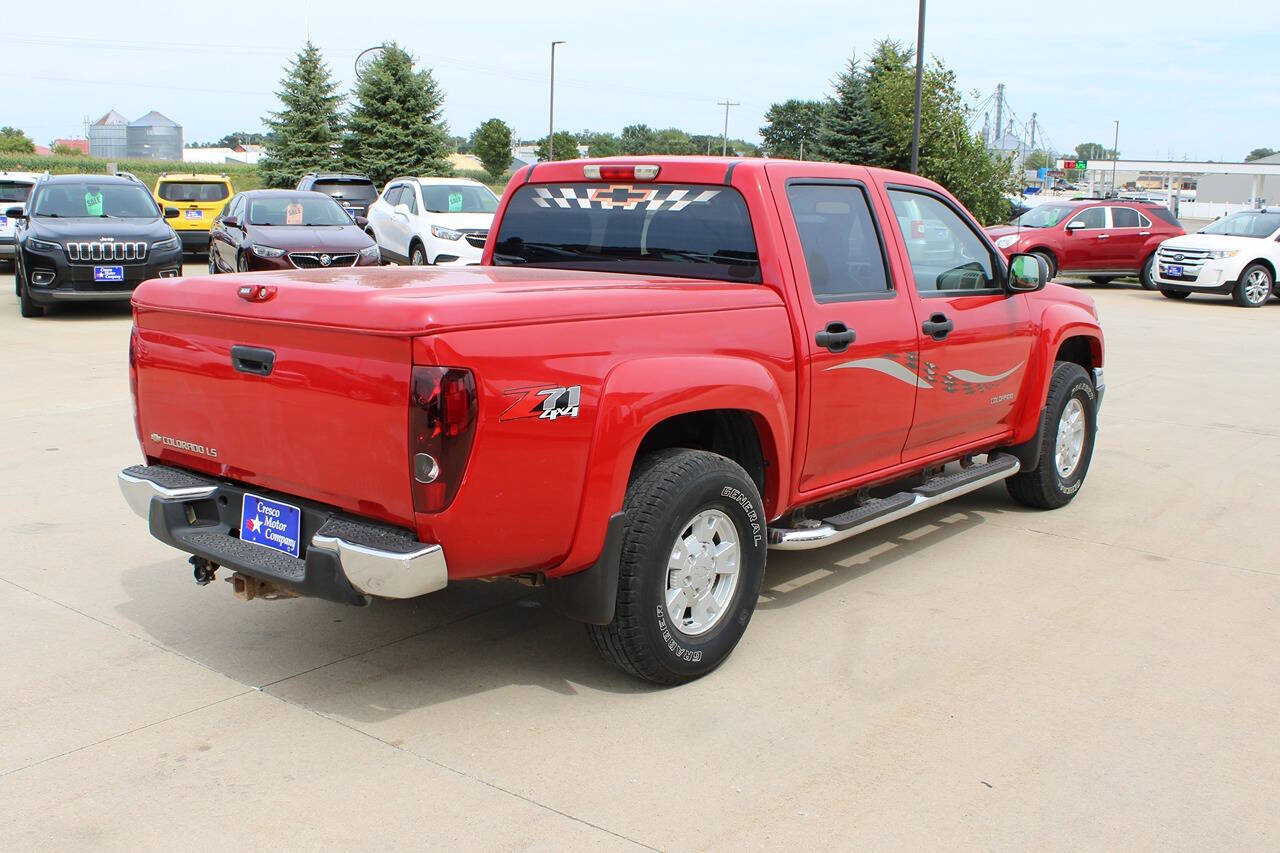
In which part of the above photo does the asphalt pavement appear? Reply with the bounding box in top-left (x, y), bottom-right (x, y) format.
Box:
top-left (1, 266), bottom-right (1277, 850)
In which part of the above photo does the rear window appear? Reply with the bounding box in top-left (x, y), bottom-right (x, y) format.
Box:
top-left (158, 181), bottom-right (229, 202)
top-left (0, 181), bottom-right (33, 203)
top-left (492, 182), bottom-right (761, 283)
top-left (312, 180), bottom-right (378, 203)
top-left (1146, 206), bottom-right (1182, 227)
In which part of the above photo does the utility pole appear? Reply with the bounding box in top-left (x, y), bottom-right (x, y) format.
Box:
top-left (909, 0), bottom-right (926, 173)
top-left (1111, 119), bottom-right (1120, 195)
top-left (993, 83), bottom-right (1005, 149)
top-left (548, 41), bottom-right (566, 160)
top-left (799, 140), bottom-right (804, 161)
top-left (718, 99), bottom-right (739, 156)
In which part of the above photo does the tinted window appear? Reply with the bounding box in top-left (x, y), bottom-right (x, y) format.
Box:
top-left (403, 187), bottom-right (419, 215)
top-left (32, 182), bottom-right (159, 218)
top-left (383, 185), bottom-right (403, 206)
top-left (786, 183), bottom-right (889, 300)
top-left (1068, 207), bottom-right (1106, 229)
top-left (493, 183), bottom-right (761, 283)
top-left (312, 179), bottom-right (378, 203)
top-left (158, 181), bottom-right (229, 202)
top-left (1201, 210), bottom-right (1280, 238)
top-left (247, 195), bottom-right (354, 226)
top-left (1147, 206), bottom-right (1182, 227)
top-left (1111, 207), bottom-right (1140, 228)
top-left (888, 190), bottom-right (996, 293)
top-left (420, 183), bottom-right (499, 214)
top-left (0, 181), bottom-right (33, 203)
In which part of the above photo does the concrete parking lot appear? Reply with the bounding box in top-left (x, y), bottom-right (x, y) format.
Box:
top-left (2, 267), bottom-right (1277, 850)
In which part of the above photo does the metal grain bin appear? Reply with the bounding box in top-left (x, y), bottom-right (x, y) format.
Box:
top-left (88, 110), bottom-right (128, 159)
top-left (126, 111), bottom-right (183, 160)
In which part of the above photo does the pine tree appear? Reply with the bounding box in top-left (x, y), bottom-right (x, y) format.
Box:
top-left (816, 57), bottom-right (892, 167)
top-left (342, 43), bottom-right (451, 184)
top-left (260, 41), bottom-right (343, 187)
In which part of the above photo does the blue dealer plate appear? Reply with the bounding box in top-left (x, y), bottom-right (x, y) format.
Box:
top-left (240, 493), bottom-right (302, 558)
top-left (1162, 264), bottom-right (1183, 277)
top-left (94, 266), bottom-right (124, 282)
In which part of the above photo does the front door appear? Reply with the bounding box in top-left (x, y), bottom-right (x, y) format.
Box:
top-left (767, 164), bottom-right (920, 493)
top-left (882, 186), bottom-right (1035, 460)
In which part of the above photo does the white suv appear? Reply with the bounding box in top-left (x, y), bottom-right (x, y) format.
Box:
top-left (0, 172), bottom-right (40, 270)
top-left (366, 177), bottom-right (499, 266)
top-left (1153, 208), bottom-right (1280, 307)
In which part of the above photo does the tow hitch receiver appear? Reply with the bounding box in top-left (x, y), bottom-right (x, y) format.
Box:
top-left (229, 572), bottom-right (296, 602)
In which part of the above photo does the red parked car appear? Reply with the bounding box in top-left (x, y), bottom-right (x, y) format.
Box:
top-left (986, 199), bottom-right (1184, 288)
top-left (208, 189), bottom-right (381, 273)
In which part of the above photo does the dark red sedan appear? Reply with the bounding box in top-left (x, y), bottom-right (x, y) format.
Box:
top-left (209, 190), bottom-right (381, 273)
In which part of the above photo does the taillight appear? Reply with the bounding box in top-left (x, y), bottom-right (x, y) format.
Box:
top-left (128, 325), bottom-right (143, 449)
top-left (583, 164), bottom-right (660, 181)
top-left (409, 366), bottom-right (478, 513)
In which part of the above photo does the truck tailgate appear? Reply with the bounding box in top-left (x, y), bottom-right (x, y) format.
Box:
top-left (133, 306), bottom-right (413, 527)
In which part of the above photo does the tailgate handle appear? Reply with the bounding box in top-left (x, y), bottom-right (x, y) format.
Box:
top-left (231, 345), bottom-right (276, 376)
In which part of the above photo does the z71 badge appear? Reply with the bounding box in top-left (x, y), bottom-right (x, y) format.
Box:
top-left (501, 385), bottom-right (582, 421)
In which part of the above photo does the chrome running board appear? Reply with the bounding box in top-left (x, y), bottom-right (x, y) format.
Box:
top-left (768, 454), bottom-right (1020, 551)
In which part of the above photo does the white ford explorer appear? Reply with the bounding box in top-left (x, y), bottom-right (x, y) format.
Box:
top-left (1153, 208), bottom-right (1280, 307)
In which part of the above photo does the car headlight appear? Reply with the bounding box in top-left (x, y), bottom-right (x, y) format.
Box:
top-left (152, 236), bottom-right (180, 252)
top-left (430, 225), bottom-right (462, 241)
top-left (994, 234), bottom-right (1020, 249)
top-left (27, 237), bottom-right (61, 253)
top-left (1206, 249), bottom-right (1238, 260)
top-left (251, 244), bottom-right (286, 258)
top-left (358, 243), bottom-right (380, 259)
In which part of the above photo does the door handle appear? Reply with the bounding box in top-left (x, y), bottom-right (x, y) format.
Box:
top-left (231, 345), bottom-right (276, 376)
top-left (1139, 231), bottom-right (1150, 236)
top-left (1097, 234), bottom-right (1110, 239)
top-left (815, 322), bottom-right (856, 353)
top-left (922, 313), bottom-right (954, 341)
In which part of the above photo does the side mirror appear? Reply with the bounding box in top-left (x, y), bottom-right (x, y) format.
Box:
top-left (1008, 253), bottom-right (1047, 293)
top-left (164, 206), bottom-right (180, 219)
top-left (1066, 220), bottom-right (1087, 232)
top-left (222, 216), bottom-right (240, 229)
top-left (354, 215), bottom-right (369, 228)
top-left (5, 206), bottom-right (26, 219)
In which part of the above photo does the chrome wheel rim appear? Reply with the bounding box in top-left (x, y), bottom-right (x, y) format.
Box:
top-left (664, 509), bottom-right (741, 636)
top-left (1055, 398), bottom-right (1087, 478)
top-left (411, 249), bottom-right (425, 265)
top-left (1245, 270), bottom-right (1271, 304)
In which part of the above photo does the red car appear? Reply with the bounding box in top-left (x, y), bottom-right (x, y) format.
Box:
top-left (121, 157), bottom-right (1104, 684)
top-left (208, 189), bottom-right (381, 273)
top-left (986, 199), bottom-right (1184, 288)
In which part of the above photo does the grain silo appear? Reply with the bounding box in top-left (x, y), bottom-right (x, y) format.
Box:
top-left (126, 111), bottom-right (183, 160)
top-left (88, 110), bottom-right (128, 159)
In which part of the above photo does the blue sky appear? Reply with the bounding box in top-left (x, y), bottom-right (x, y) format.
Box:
top-left (4, 0), bottom-right (1276, 161)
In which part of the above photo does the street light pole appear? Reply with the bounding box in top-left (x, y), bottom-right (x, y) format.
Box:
top-left (549, 41), bottom-right (566, 160)
top-left (1110, 119), bottom-right (1119, 196)
top-left (909, 0), bottom-right (926, 174)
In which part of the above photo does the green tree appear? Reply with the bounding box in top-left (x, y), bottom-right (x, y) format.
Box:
top-left (583, 131), bottom-right (621, 157)
top-left (816, 57), bottom-right (891, 165)
top-left (472, 118), bottom-right (513, 180)
top-left (259, 41), bottom-right (344, 187)
top-left (1025, 149), bottom-right (1052, 170)
top-left (1245, 147), bottom-right (1276, 162)
top-left (620, 124), bottom-right (656, 155)
top-left (761, 99), bottom-right (827, 159)
top-left (0, 126), bottom-right (36, 154)
top-left (1075, 142), bottom-right (1116, 161)
top-left (343, 43), bottom-right (452, 184)
top-left (535, 130), bottom-right (579, 161)
top-left (51, 142), bottom-right (87, 157)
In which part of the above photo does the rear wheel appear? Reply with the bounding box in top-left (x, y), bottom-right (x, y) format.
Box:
top-left (1032, 251), bottom-right (1057, 282)
top-left (1160, 288), bottom-right (1190, 300)
top-left (1233, 263), bottom-right (1273, 308)
top-left (1006, 361), bottom-right (1097, 510)
top-left (586, 449), bottom-right (767, 685)
top-left (1088, 276), bottom-right (1115, 285)
top-left (1139, 254), bottom-right (1158, 290)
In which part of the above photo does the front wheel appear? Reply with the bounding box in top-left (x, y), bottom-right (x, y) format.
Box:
top-left (236, 252), bottom-right (250, 273)
top-left (1006, 361), bottom-right (1098, 509)
top-left (1088, 276), bottom-right (1115, 285)
top-left (410, 243), bottom-right (427, 266)
top-left (1233, 263), bottom-right (1273, 308)
top-left (1031, 252), bottom-right (1057, 282)
top-left (586, 449), bottom-right (767, 685)
top-left (17, 260), bottom-right (44, 318)
top-left (1139, 254), bottom-right (1158, 290)
top-left (1161, 288), bottom-right (1190, 300)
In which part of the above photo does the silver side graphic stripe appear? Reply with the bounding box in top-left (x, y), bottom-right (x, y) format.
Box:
top-left (948, 363), bottom-right (1024, 384)
top-left (826, 357), bottom-right (934, 388)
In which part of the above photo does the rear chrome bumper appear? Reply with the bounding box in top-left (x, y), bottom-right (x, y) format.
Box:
top-left (118, 465), bottom-right (447, 603)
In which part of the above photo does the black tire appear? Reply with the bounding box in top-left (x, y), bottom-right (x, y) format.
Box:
top-left (1088, 276), bottom-right (1115, 285)
top-left (1160, 288), bottom-right (1190, 300)
top-left (586, 449), bottom-right (767, 685)
top-left (236, 252), bottom-right (249, 273)
top-left (1006, 361), bottom-right (1097, 510)
top-left (1031, 251), bottom-right (1056, 282)
top-left (409, 241), bottom-right (427, 266)
top-left (208, 251), bottom-right (218, 275)
top-left (1232, 263), bottom-right (1273, 308)
top-left (1139, 254), bottom-right (1158, 290)
top-left (16, 259), bottom-right (44, 318)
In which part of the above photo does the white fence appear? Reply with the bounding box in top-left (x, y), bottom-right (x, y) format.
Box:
top-left (1177, 201), bottom-right (1256, 220)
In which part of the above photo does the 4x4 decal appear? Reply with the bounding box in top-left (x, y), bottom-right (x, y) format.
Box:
top-left (501, 385), bottom-right (582, 421)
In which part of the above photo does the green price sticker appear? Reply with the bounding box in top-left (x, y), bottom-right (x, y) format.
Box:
top-left (84, 190), bottom-right (104, 216)
top-left (448, 192), bottom-right (463, 212)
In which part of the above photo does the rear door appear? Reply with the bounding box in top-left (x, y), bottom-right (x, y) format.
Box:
top-left (882, 185), bottom-right (1035, 460)
top-left (378, 184), bottom-right (410, 258)
top-left (1104, 205), bottom-right (1148, 271)
top-left (1061, 205), bottom-right (1109, 272)
top-left (766, 164), bottom-right (920, 492)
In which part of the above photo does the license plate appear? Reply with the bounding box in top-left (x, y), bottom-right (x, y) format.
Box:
top-left (1162, 264), bottom-right (1183, 277)
top-left (185, 210), bottom-right (202, 220)
top-left (240, 493), bottom-right (302, 558)
top-left (93, 266), bottom-right (124, 282)
top-left (0, 216), bottom-right (7, 227)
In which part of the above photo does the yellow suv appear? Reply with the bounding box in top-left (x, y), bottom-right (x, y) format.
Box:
top-left (152, 173), bottom-right (233, 254)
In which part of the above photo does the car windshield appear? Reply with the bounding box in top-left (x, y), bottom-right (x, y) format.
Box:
top-left (1200, 210), bottom-right (1280, 238)
top-left (247, 195), bottom-right (354, 226)
top-left (31, 182), bottom-right (159, 218)
top-left (420, 184), bottom-right (499, 214)
top-left (311, 180), bottom-right (378, 203)
top-left (1013, 204), bottom-right (1077, 228)
top-left (0, 181), bottom-right (33, 203)
top-left (158, 181), bottom-right (229, 202)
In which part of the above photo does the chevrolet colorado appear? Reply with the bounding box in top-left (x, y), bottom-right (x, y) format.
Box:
top-left (119, 157), bottom-right (1105, 684)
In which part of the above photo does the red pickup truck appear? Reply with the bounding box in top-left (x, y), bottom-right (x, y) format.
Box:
top-left (119, 158), bottom-right (1105, 684)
